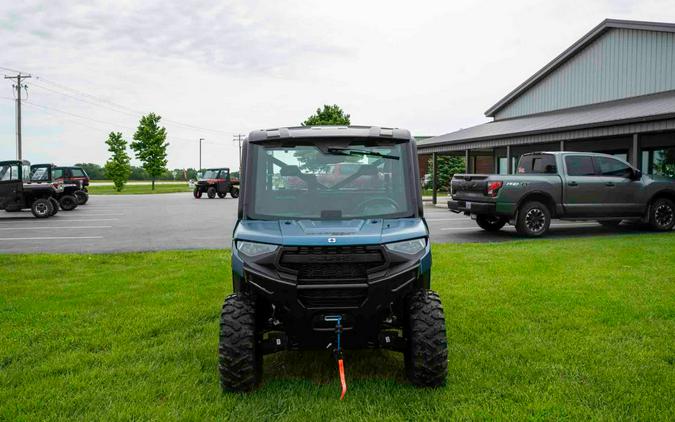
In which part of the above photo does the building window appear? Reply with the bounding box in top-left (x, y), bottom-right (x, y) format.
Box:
top-left (642, 147), bottom-right (675, 177)
top-left (498, 157), bottom-right (508, 175)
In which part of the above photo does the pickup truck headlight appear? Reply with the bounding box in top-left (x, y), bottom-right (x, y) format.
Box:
top-left (236, 241), bottom-right (278, 257)
top-left (385, 238), bottom-right (426, 255)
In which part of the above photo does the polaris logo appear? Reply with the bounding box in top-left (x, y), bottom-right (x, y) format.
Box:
top-left (327, 237), bottom-right (337, 243)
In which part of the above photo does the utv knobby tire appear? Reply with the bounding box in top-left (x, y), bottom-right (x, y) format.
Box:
top-left (75, 190), bottom-right (89, 205)
top-left (217, 192), bottom-right (226, 199)
top-left (193, 188), bottom-right (202, 199)
top-left (230, 187), bottom-right (240, 199)
top-left (515, 201), bottom-right (551, 237)
top-left (649, 198), bottom-right (675, 231)
top-left (218, 293), bottom-right (262, 392)
top-left (207, 187), bottom-right (217, 199)
top-left (404, 289), bottom-right (448, 387)
top-left (59, 195), bottom-right (78, 211)
top-left (31, 198), bottom-right (53, 218)
top-left (49, 198), bottom-right (59, 216)
top-left (476, 215), bottom-right (506, 232)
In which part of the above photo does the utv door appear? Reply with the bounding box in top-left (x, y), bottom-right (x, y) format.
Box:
top-left (0, 163), bottom-right (24, 209)
top-left (592, 156), bottom-right (644, 216)
top-left (217, 170), bottom-right (229, 193)
top-left (562, 155), bottom-right (605, 217)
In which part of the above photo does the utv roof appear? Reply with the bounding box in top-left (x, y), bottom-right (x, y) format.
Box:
top-left (203, 167), bottom-right (229, 171)
top-left (247, 126), bottom-right (412, 142)
top-left (0, 160), bottom-right (30, 166)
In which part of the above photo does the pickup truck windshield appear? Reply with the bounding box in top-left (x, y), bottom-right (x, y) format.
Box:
top-left (248, 142), bottom-right (413, 219)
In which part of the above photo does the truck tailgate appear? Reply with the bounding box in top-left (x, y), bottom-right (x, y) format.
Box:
top-left (451, 174), bottom-right (493, 201)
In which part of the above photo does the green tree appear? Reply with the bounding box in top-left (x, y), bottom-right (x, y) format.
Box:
top-left (302, 104), bottom-right (351, 126)
top-left (103, 132), bottom-right (131, 192)
top-left (74, 163), bottom-right (105, 180)
top-left (298, 105), bottom-right (353, 171)
top-left (130, 113), bottom-right (169, 190)
top-left (427, 156), bottom-right (466, 191)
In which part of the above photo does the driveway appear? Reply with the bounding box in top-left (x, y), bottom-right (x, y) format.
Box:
top-left (0, 193), bottom-right (654, 253)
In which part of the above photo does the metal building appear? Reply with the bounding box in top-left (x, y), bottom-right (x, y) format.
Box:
top-left (418, 19), bottom-right (675, 204)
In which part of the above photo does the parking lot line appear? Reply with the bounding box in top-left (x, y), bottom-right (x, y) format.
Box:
top-left (0, 236), bottom-right (105, 241)
top-left (0, 226), bottom-right (113, 231)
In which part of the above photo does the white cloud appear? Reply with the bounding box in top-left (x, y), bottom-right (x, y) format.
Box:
top-left (1, 0), bottom-right (674, 169)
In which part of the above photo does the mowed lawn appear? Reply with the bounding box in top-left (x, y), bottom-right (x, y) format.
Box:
top-left (1, 234), bottom-right (674, 421)
top-left (88, 183), bottom-right (191, 195)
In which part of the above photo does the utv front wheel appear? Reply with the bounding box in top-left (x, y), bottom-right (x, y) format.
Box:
top-left (59, 195), bottom-right (78, 211)
top-left (31, 198), bottom-right (53, 218)
top-left (405, 289), bottom-right (448, 387)
top-left (476, 215), bottom-right (506, 232)
top-left (49, 198), bottom-right (59, 216)
top-left (207, 187), bottom-right (217, 199)
top-left (193, 188), bottom-right (202, 199)
top-left (74, 190), bottom-right (89, 205)
top-left (218, 293), bottom-right (262, 392)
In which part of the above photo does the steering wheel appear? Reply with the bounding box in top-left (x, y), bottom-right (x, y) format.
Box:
top-left (353, 197), bottom-right (400, 215)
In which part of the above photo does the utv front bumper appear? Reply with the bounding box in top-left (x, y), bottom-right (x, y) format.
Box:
top-left (231, 242), bottom-right (431, 348)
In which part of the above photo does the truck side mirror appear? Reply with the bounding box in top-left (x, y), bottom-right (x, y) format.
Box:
top-left (632, 169), bottom-right (642, 180)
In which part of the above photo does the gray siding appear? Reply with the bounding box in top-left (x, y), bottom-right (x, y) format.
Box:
top-left (495, 28), bottom-right (675, 120)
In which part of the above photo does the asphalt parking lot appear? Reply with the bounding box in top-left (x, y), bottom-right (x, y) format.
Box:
top-left (0, 193), bottom-right (655, 253)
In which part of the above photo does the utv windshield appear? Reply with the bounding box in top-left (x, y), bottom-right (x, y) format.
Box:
top-left (202, 170), bottom-right (220, 179)
top-left (248, 140), bottom-right (414, 219)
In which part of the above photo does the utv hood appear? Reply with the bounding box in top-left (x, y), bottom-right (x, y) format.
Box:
top-left (235, 218), bottom-right (427, 246)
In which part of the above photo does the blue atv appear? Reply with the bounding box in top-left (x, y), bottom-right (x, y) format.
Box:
top-left (219, 126), bottom-right (448, 392)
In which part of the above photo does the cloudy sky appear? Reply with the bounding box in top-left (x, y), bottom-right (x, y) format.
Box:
top-left (1, 0), bottom-right (673, 170)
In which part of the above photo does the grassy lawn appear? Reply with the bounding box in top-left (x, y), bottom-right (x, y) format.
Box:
top-left (88, 183), bottom-right (191, 195)
top-left (1, 234), bottom-right (674, 420)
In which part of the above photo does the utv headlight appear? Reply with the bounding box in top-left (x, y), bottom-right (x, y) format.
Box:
top-left (385, 238), bottom-right (426, 255)
top-left (236, 241), bottom-right (278, 257)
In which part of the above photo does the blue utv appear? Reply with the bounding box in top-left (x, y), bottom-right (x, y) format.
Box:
top-left (219, 126), bottom-right (448, 393)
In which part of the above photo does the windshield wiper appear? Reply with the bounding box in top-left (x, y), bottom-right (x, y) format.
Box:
top-left (325, 147), bottom-right (399, 160)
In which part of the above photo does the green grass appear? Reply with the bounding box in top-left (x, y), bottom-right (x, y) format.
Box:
top-left (1, 234), bottom-right (674, 420)
top-left (88, 183), bottom-right (191, 195)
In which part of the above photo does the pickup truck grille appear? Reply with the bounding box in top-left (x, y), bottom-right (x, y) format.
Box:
top-left (278, 245), bottom-right (386, 282)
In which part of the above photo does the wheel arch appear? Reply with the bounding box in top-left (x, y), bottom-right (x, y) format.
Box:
top-left (516, 191), bottom-right (558, 217)
top-left (649, 189), bottom-right (675, 205)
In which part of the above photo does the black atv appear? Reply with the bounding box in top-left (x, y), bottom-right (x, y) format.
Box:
top-left (30, 164), bottom-right (81, 211)
top-left (53, 166), bottom-right (89, 205)
top-left (1, 160), bottom-right (62, 218)
top-left (193, 168), bottom-right (240, 199)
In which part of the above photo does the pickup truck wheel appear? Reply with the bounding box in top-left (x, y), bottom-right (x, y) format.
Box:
top-left (207, 187), bottom-right (217, 199)
top-left (31, 198), bottom-right (53, 218)
top-left (476, 215), bottom-right (507, 232)
top-left (59, 195), bottom-right (78, 211)
top-left (193, 188), bottom-right (202, 199)
top-left (230, 187), bottom-right (240, 199)
top-left (218, 293), bottom-right (262, 392)
top-left (404, 289), bottom-right (448, 387)
top-left (516, 201), bottom-right (551, 237)
top-left (649, 198), bottom-right (675, 231)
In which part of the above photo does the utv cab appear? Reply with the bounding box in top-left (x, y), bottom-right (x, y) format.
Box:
top-left (30, 164), bottom-right (83, 211)
top-left (219, 126), bottom-right (448, 395)
top-left (193, 167), bottom-right (239, 199)
top-left (53, 166), bottom-right (89, 205)
top-left (0, 160), bottom-right (63, 218)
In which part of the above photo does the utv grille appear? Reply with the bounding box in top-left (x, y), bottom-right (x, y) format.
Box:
top-left (278, 245), bottom-right (386, 282)
top-left (297, 287), bottom-right (368, 308)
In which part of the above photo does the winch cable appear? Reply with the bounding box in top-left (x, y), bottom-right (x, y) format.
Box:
top-left (325, 315), bottom-right (348, 400)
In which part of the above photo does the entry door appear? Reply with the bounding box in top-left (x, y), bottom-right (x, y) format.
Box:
top-left (0, 164), bottom-right (22, 209)
top-left (562, 155), bottom-right (606, 217)
top-left (593, 156), bottom-right (644, 216)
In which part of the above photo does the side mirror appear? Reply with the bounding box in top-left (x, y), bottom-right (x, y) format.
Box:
top-left (632, 169), bottom-right (642, 180)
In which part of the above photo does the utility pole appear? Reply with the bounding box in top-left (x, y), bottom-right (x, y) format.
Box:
top-left (4, 73), bottom-right (31, 160)
top-left (199, 138), bottom-right (204, 171)
top-left (233, 134), bottom-right (244, 170)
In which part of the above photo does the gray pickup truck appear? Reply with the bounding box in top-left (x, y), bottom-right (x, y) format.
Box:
top-left (448, 151), bottom-right (675, 236)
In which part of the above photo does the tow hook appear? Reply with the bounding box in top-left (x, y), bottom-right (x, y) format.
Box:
top-left (324, 315), bottom-right (347, 400)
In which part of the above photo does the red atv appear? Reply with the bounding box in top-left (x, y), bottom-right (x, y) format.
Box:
top-left (193, 168), bottom-right (240, 199)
